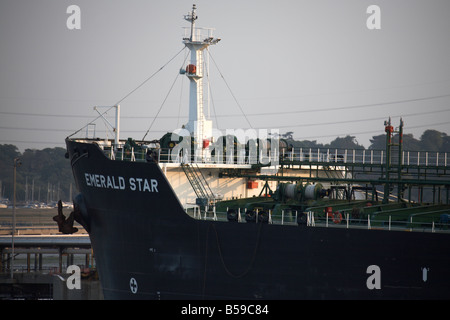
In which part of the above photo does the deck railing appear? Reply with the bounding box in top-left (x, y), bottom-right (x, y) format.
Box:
top-left (102, 145), bottom-right (449, 168)
top-left (183, 206), bottom-right (450, 234)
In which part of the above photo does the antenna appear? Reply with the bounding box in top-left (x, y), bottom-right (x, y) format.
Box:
top-left (184, 4), bottom-right (198, 41)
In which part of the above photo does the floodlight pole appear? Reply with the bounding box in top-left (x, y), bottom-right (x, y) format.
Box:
top-left (11, 157), bottom-right (21, 279)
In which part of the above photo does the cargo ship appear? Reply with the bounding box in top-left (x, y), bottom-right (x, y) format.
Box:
top-left (59, 5), bottom-right (450, 299)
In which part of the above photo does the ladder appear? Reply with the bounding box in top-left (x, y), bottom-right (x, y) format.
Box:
top-left (181, 163), bottom-right (215, 205)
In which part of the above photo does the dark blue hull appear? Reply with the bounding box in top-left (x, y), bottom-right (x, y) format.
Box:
top-left (66, 139), bottom-right (450, 299)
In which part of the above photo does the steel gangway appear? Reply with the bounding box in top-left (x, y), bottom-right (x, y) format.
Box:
top-left (181, 163), bottom-right (216, 207)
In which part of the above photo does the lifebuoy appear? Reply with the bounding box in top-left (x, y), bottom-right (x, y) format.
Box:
top-left (258, 210), bottom-right (269, 223)
top-left (333, 211), bottom-right (342, 224)
top-left (245, 210), bottom-right (256, 223)
top-left (227, 208), bottom-right (238, 222)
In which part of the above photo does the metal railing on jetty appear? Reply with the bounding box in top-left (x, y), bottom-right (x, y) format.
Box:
top-left (183, 204), bottom-right (450, 234)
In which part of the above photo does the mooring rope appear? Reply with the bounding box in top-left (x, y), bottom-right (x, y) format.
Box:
top-left (202, 221), bottom-right (264, 297)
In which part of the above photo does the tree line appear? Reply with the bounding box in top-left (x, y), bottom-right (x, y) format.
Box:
top-left (281, 129), bottom-right (450, 152)
top-left (0, 145), bottom-right (74, 204)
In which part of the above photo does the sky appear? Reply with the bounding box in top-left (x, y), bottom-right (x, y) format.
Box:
top-left (1, 0), bottom-right (450, 152)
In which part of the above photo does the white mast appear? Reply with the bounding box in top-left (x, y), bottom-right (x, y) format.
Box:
top-left (182, 4), bottom-right (220, 148)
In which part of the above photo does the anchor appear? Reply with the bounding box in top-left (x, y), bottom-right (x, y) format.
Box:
top-left (53, 200), bottom-right (79, 234)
